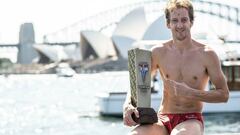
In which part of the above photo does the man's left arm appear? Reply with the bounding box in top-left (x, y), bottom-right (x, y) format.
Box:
top-left (171, 50), bottom-right (229, 103)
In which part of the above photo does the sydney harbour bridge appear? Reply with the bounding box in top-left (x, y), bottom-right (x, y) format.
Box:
top-left (0, 0), bottom-right (240, 66)
top-left (44, 0), bottom-right (240, 43)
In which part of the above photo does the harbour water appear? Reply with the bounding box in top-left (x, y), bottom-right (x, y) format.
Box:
top-left (0, 72), bottom-right (239, 135)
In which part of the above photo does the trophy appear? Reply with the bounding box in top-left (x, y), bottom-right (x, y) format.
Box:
top-left (128, 48), bottom-right (158, 124)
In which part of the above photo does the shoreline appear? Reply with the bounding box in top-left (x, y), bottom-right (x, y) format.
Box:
top-left (0, 58), bottom-right (129, 75)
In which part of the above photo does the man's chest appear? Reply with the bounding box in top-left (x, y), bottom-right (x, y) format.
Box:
top-left (159, 53), bottom-right (207, 82)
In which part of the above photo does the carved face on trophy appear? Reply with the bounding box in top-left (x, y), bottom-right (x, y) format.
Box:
top-left (138, 62), bottom-right (149, 83)
top-left (138, 62), bottom-right (150, 90)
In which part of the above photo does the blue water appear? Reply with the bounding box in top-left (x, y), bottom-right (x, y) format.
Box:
top-left (0, 72), bottom-right (239, 135)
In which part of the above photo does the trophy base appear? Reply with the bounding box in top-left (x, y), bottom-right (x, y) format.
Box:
top-left (131, 107), bottom-right (158, 125)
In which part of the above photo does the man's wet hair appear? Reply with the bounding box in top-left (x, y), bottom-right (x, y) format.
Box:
top-left (165, 0), bottom-right (194, 24)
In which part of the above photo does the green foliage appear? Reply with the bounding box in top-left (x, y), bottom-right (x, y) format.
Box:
top-left (0, 58), bottom-right (13, 69)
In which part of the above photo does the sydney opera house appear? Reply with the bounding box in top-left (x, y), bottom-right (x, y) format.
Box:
top-left (33, 7), bottom-right (172, 68)
top-left (80, 7), bottom-right (171, 61)
top-left (1, 0), bottom-right (239, 73)
top-left (21, 0), bottom-right (233, 72)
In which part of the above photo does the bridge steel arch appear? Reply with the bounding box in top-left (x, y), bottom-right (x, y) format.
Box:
top-left (44, 0), bottom-right (240, 43)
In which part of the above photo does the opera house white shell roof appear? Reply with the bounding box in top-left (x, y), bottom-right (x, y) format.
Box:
top-left (35, 6), bottom-right (173, 62)
top-left (80, 31), bottom-right (117, 60)
top-left (112, 35), bottom-right (136, 58)
top-left (142, 15), bottom-right (171, 40)
top-left (34, 44), bottom-right (82, 62)
top-left (112, 7), bottom-right (148, 40)
top-left (80, 6), bottom-right (173, 60)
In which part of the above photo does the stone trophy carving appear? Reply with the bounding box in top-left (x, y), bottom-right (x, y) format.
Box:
top-left (128, 48), bottom-right (158, 124)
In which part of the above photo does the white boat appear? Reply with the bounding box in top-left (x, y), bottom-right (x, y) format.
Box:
top-left (56, 63), bottom-right (76, 77)
top-left (96, 91), bottom-right (240, 116)
top-left (96, 61), bottom-right (240, 116)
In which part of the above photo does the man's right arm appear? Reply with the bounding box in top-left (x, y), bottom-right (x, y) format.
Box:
top-left (151, 45), bottom-right (166, 79)
top-left (151, 46), bottom-right (159, 78)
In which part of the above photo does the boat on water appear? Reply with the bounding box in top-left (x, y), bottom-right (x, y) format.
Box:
top-left (96, 60), bottom-right (240, 116)
top-left (56, 63), bottom-right (76, 77)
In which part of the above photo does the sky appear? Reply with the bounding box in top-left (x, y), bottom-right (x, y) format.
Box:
top-left (0, 0), bottom-right (239, 44)
top-left (0, 0), bottom-right (141, 44)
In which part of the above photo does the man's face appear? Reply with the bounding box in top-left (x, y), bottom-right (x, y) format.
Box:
top-left (167, 8), bottom-right (192, 41)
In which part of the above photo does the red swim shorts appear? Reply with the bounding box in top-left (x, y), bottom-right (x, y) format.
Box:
top-left (158, 113), bottom-right (204, 134)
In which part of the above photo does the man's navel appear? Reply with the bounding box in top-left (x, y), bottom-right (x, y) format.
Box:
top-left (193, 76), bottom-right (198, 80)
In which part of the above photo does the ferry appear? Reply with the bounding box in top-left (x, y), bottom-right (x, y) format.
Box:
top-left (96, 60), bottom-right (240, 116)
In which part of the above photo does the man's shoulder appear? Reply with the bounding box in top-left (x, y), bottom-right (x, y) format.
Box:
top-left (194, 40), bottom-right (217, 55)
top-left (194, 40), bottom-right (219, 62)
top-left (151, 40), bottom-right (171, 54)
top-left (202, 45), bottom-right (217, 57)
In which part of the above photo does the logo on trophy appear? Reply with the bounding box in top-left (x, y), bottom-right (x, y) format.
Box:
top-left (139, 62), bottom-right (149, 83)
top-left (128, 48), bottom-right (158, 124)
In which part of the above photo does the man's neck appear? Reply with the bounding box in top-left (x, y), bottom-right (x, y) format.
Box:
top-left (172, 38), bottom-right (193, 51)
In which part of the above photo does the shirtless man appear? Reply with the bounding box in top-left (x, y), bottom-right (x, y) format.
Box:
top-left (123, 0), bottom-right (229, 135)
